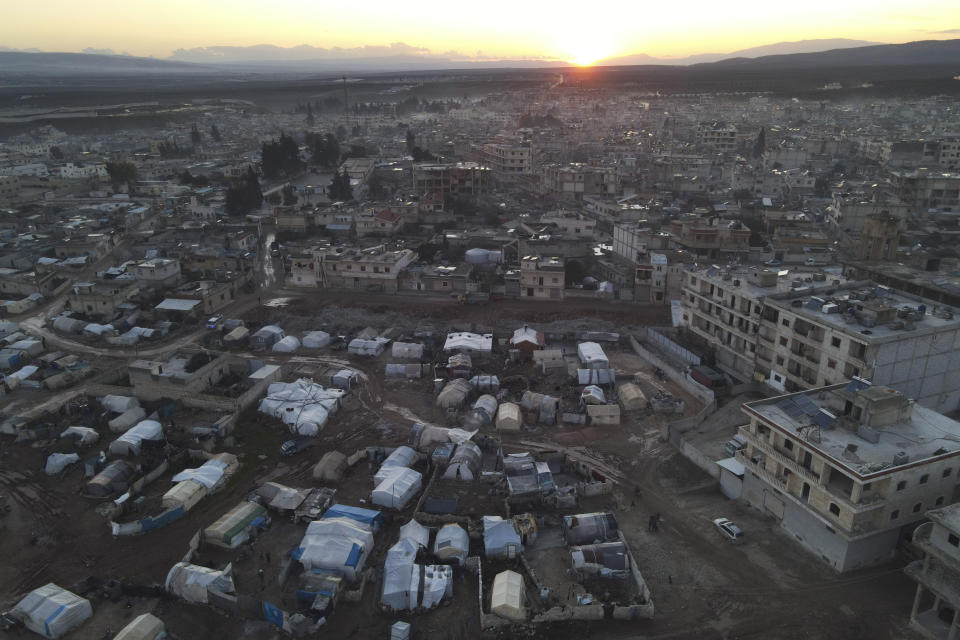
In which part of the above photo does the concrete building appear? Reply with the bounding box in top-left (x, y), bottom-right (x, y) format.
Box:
top-left (519, 256), bottom-right (564, 301)
top-left (69, 281), bottom-right (139, 318)
top-left (892, 170), bottom-right (960, 216)
top-left (0, 175), bottom-right (21, 204)
top-left (316, 246), bottom-right (416, 293)
top-left (539, 164), bottom-right (619, 201)
top-left (907, 503), bottom-right (960, 640)
top-left (134, 258), bottom-right (182, 290)
top-left (696, 122), bottom-right (738, 153)
top-left (413, 162), bottom-right (491, 197)
top-left (483, 140), bottom-right (533, 175)
top-left (667, 217), bottom-right (751, 260)
top-left (736, 382), bottom-right (960, 573)
top-left (758, 283), bottom-right (960, 413)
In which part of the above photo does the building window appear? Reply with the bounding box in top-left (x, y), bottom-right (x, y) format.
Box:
top-left (779, 337), bottom-right (788, 346)
top-left (829, 503), bottom-right (840, 516)
top-left (831, 337), bottom-right (841, 348)
top-left (776, 356), bottom-right (785, 365)
top-left (360, 266), bottom-right (366, 272)
top-left (864, 482), bottom-right (872, 491)
top-left (441, 281), bottom-right (448, 287)
top-left (944, 468), bottom-right (953, 478)
top-left (913, 503), bottom-right (922, 513)
top-left (784, 440), bottom-right (794, 451)
top-left (920, 474), bottom-right (929, 484)
top-left (827, 359), bottom-right (837, 369)
top-left (937, 496), bottom-right (945, 506)
top-left (950, 534), bottom-right (960, 547)
top-left (782, 319), bottom-right (790, 327)
top-left (890, 510), bottom-right (900, 520)
top-left (897, 480), bottom-right (907, 490)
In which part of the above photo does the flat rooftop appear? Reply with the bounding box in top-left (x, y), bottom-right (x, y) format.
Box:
top-left (767, 283), bottom-right (960, 342)
top-left (686, 264), bottom-right (852, 301)
top-left (744, 383), bottom-right (960, 478)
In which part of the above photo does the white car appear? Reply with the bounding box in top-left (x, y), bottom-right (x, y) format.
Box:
top-left (713, 517), bottom-right (745, 541)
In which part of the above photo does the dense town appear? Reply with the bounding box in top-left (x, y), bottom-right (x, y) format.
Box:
top-left (1, 70), bottom-right (960, 640)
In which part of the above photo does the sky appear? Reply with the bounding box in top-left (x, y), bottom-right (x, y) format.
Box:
top-left (3, 0), bottom-right (960, 65)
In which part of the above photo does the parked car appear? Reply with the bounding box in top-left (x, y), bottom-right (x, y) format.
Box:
top-left (713, 517), bottom-right (745, 541)
top-left (281, 436), bottom-right (317, 457)
top-left (724, 434), bottom-right (748, 457)
top-left (764, 259), bottom-right (782, 266)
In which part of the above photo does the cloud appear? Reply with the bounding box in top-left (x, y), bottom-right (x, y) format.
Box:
top-left (928, 28), bottom-right (960, 34)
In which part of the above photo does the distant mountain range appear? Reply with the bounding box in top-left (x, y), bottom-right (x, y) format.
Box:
top-left (597, 38), bottom-right (883, 66)
top-left (1, 38), bottom-right (959, 77)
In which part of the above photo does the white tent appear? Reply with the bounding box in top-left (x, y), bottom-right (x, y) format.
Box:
top-left (490, 570), bottom-right (526, 622)
top-left (577, 342), bottom-right (609, 369)
top-left (112, 613), bottom-right (165, 640)
top-left (10, 583), bottom-right (92, 639)
top-left (372, 467), bottom-right (422, 509)
top-left (60, 426), bottom-right (99, 446)
top-left (171, 455), bottom-right (236, 491)
top-left (483, 516), bottom-right (522, 559)
top-left (101, 395), bottom-right (140, 413)
top-left (165, 562), bottom-right (234, 604)
top-left (108, 406), bottom-right (147, 432)
top-left (45, 453), bottom-right (79, 475)
top-left (398, 519), bottom-right (430, 549)
top-left (443, 332), bottom-right (492, 354)
top-left (295, 518), bottom-right (374, 580)
top-left (433, 523), bottom-right (469, 565)
top-left (496, 403), bottom-right (522, 431)
top-left (258, 379), bottom-right (344, 436)
top-left (581, 385), bottom-right (606, 404)
top-left (348, 337), bottom-right (388, 356)
top-left (302, 331), bottom-right (331, 349)
top-left (391, 342), bottom-right (424, 360)
top-left (374, 446), bottom-right (418, 484)
top-left (108, 420), bottom-right (163, 457)
top-left (272, 336), bottom-right (301, 352)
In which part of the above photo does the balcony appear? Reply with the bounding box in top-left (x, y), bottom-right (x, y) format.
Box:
top-left (736, 450), bottom-right (788, 489)
top-left (749, 436), bottom-right (820, 484)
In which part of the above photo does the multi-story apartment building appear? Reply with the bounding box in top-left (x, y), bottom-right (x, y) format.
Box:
top-left (735, 381), bottom-right (960, 572)
top-left (314, 246), bottom-right (416, 293)
top-left (519, 256), bottom-right (564, 300)
top-left (0, 175), bottom-right (20, 204)
top-left (413, 162), bottom-right (491, 197)
top-left (696, 122), bottom-right (738, 153)
top-left (482, 140), bottom-right (533, 175)
top-left (133, 258), bottom-right (182, 290)
top-left (758, 284), bottom-right (960, 413)
top-left (827, 190), bottom-right (910, 238)
top-left (681, 267), bottom-right (960, 413)
top-left (906, 502), bottom-right (960, 640)
top-left (667, 217), bottom-right (751, 260)
top-left (891, 170), bottom-right (960, 216)
top-left (539, 164), bottom-right (619, 201)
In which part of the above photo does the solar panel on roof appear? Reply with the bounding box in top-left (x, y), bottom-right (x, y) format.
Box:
top-left (812, 410), bottom-right (836, 429)
top-left (793, 395), bottom-right (820, 416)
top-left (845, 378), bottom-right (871, 393)
top-left (777, 398), bottom-right (805, 418)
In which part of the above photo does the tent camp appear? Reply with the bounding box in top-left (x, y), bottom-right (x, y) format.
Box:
top-left (165, 562), bottom-right (234, 604)
top-left (108, 406), bottom-right (147, 432)
top-left (60, 426), bottom-right (99, 446)
top-left (399, 519), bottom-right (430, 549)
top-left (381, 524), bottom-right (453, 612)
top-left (581, 385), bottom-right (606, 404)
top-left (258, 379), bottom-right (344, 436)
top-left (313, 451), bottom-right (348, 482)
top-left (618, 383), bottom-right (647, 411)
top-left (302, 331), bottom-right (331, 349)
top-left (162, 479), bottom-right (207, 512)
top-left (483, 516), bottom-right (522, 559)
top-left (348, 337), bottom-right (389, 356)
top-left (171, 453), bottom-right (239, 492)
top-left (108, 420), bottom-right (164, 457)
top-left (372, 467), bottom-right (422, 509)
top-left (469, 394), bottom-right (498, 426)
top-left (85, 460), bottom-right (137, 498)
top-left (436, 378), bottom-right (473, 409)
top-left (272, 336), bottom-right (301, 352)
top-left (294, 518), bottom-right (374, 581)
top-left (443, 332), bottom-right (493, 355)
top-left (495, 402), bottom-right (522, 431)
top-left (443, 441), bottom-right (482, 480)
top-left (490, 570), bottom-right (526, 622)
top-left (520, 391), bottom-right (560, 424)
top-left (433, 523), bottom-right (469, 565)
top-left (570, 541), bottom-right (631, 577)
top-left (203, 500), bottom-right (269, 548)
top-left (323, 504), bottom-right (383, 531)
top-left (374, 446), bottom-right (419, 484)
top-left (562, 512), bottom-right (620, 545)
top-left (577, 342), bottom-right (609, 369)
top-left (112, 613), bottom-right (165, 640)
top-left (101, 395), bottom-right (139, 413)
top-left (9, 583), bottom-right (92, 639)
top-left (250, 325), bottom-right (284, 350)
top-left (391, 342), bottom-right (424, 360)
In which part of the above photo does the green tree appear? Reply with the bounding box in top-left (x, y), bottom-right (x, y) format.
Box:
top-left (306, 103), bottom-right (315, 127)
top-left (49, 146), bottom-right (64, 160)
top-left (210, 124), bottom-right (222, 142)
top-left (327, 169), bottom-right (353, 201)
top-left (752, 127), bottom-right (766, 159)
top-left (261, 132), bottom-right (303, 179)
top-left (105, 161), bottom-right (138, 193)
top-left (190, 123), bottom-right (202, 147)
top-left (225, 166), bottom-right (263, 216)
top-left (282, 184), bottom-right (298, 206)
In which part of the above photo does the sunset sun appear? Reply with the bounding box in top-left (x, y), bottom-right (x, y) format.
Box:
top-left (558, 33), bottom-right (616, 66)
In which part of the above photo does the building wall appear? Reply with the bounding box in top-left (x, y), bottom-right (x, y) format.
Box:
top-left (872, 330), bottom-right (960, 414)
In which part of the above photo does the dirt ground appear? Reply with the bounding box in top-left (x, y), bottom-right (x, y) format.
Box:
top-left (0, 304), bottom-right (926, 640)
